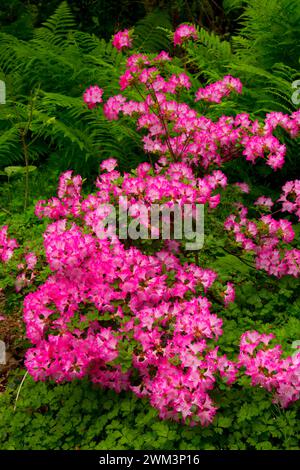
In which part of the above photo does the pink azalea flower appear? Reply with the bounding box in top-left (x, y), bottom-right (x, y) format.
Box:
top-left (223, 282), bottom-right (235, 306)
top-left (254, 196), bottom-right (273, 209)
top-left (112, 29), bottom-right (133, 51)
top-left (83, 85), bottom-right (103, 110)
top-left (235, 182), bottom-right (250, 193)
top-left (0, 226), bottom-right (18, 263)
top-left (173, 24), bottom-right (198, 46)
top-left (100, 158), bottom-right (118, 173)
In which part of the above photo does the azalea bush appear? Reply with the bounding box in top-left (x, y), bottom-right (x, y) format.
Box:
top-left (1, 24), bottom-right (300, 431)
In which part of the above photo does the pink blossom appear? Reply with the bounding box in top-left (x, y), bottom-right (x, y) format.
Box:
top-left (0, 226), bottom-right (18, 263)
top-left (254, 196), bottom-right (274, 209)
top-left (100, 158), bottom-right (118, 173)
top-left (278, 180), bottom-right (300, 220)
top-left (223, 282), bottom-right (235, 306)
top-left (196, 75), bottom-right (242, 103)
top-left (25, 252), bottom-right (37, 270)
top-left (112, 29), bottom-right (133, 51)
top-left (103, 94), bottom-right (126, 120)
top-left (174, 24), bottom-right (198, 46)
top-left (83, 85), bottom-right (103, 110)
top-left (235, 182), bottom-right (250, 194)
top-left (239, 331), bottom-right (300, 407)
top-left (154, 51), bottom-right (171, 62)
top-left (225, 206), bottom-right (299, 278)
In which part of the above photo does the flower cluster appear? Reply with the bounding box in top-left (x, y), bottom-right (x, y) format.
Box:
top-left (83, 85), bottom-right (104, 110)
top-left (112, 29), bottom-right (133, 51)
top-left (278, 180), bottom-right (300, 221)
top-left (224, 205), bottom-right (300, 277)
top-left (35, 170), bottom-right (82, 220)
top-left (239, 331), bottom-right (300, 407)
top-left (254, 196), bottom-right (274, 210)
top-left (95, 160), bottom-right (226, 215)
top-left (19, 159), bottom-right (300, 425)
top-left (235, 182), bottom-right (250, 194)
top-left (15, 252), bottom-right (38, 292)
top-left (35, 159), bottom-right (226, 241)
top-left (90, 48), bottom-right (300, 171)
top-left (264, 111), bottom-right (300, 138)
top-left (195, 75), bottom-right (242, 103)
top-left (24, 172), bottom-right (239, 424)
top-left (173, 24), bottom-right (198, 46)
top-left (0, 226), bottom-right (18, 263)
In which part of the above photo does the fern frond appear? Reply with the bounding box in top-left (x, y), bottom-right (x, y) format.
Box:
top-left (186, 27), bottom-right (232, 81)
top-left (233, 0), bottom-right (300, 70)
top-left (0, 127), bottom-right (22, 166)
top-left (34, 1), bottom-right (76, 47)
top-left (133, 9), bottom-right (172, 52)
